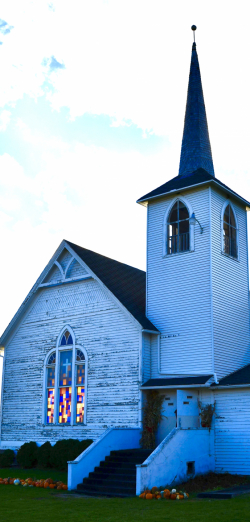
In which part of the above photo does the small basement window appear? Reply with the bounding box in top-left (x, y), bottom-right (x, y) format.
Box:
top-left (187, 461), bottom-right (195, 476)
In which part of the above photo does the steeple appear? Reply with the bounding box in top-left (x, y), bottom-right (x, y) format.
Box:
top-left (178, 26), bottom-right (214, 178)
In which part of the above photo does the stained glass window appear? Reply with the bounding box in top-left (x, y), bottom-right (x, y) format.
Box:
top-left (45, 331), bottom-right (86, 425)
top-left (60, 330), bottom-right (73, 346)
top-left (76, 349), bottom-right (85, 362)
top-left (59, 350), bottom-right (72, 386)
top-left (47, 389), bottom-right (55, 424)
top-left (75, 354), bottom-right (85, 423)
top-left (48, 352), bottom-right (56, 365)
top-left (59, 387), bottom-right (72, 423)
top-left (46, 351), bottom-right (56, 424)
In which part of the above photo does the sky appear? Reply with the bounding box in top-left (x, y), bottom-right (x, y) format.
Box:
top-left (1, 0), bottom-right (250, 335)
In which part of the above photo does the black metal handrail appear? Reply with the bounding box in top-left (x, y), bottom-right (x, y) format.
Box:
top-left (168, 232), bottom-right (189, 254)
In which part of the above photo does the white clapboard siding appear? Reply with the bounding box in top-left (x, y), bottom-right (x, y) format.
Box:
top-left (142, 333), bottom-right (151, 382)
top-left (43, 264), bottom-right (62, 284)
top-left (211, 188), bottom-right (250, 379)
top-left (147, 187), bottom-right (213, 375)
top-left (66, 259), bottom-right (89, 279)
top-left (213, 389), bottom-right (250, 474)
top-left (1, 279), bottom-right (140, 445)
top-left (57, 249), bottom-right (74, 272)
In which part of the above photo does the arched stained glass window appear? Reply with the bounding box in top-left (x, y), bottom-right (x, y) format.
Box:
top-left (46, 352), bottom-right (56, 424)
top-left (167, 200), bottom-right (190, 254)
top-left (223, 204), bottom-right (237, 259)
top-left (45, 330), bottom-right (86, 425)
top-left (60, 330), bottom-right (73, 346)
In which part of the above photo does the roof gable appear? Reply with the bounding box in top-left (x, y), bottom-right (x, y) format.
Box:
top-left (65, 240), bottom-right (158, 332)
top-left (0, 240), bottom-right (158, 346)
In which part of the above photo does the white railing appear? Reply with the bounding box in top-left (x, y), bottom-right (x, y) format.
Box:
top-left (68, 427), bottom-right (141, 490)
top-left (136, 428), bottom-right (214, 495)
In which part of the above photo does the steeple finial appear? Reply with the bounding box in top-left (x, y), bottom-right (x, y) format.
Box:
top-left (178, 26), bottom-right (215, 178)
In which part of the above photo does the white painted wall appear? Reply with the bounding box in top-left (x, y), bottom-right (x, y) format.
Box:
top-left (147, 187), bottom-right (213, 376)
top-left (213, 387), bottom-right (250, 474)
top-left (210, 188), bottom-right (250, 379)
top-left (68, 427), bottom-right (141, 490)
top-left (1, 276), bottom-right (141, 447)
top-left (136, 427), bottom-right (215, 494)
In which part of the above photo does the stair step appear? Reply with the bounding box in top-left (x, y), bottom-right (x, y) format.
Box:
top-left (91, 468), bottom-right (136, 478)
top-left (104, 455), bottom-right (147, 464)
top-left (77, 483), bottom-right (135, 495)
top-left (83, 476), bottom-right (136, 488)
top-left (100, 460), bottom-right (137, 470)
top-left (75, 487), bottom-right (134, 498)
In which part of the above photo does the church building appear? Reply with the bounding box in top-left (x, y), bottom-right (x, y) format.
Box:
top-left (1, 30), bottom-right (250, 491)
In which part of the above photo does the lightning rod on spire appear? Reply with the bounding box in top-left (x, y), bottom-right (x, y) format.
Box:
top-left (191, 25), bottom-right (197, 43)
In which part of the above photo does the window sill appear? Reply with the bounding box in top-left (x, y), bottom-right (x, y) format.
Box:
top-left (221, 251), bottom-right (239, 263)
top-left (43, 423), bottom-right (87, 427)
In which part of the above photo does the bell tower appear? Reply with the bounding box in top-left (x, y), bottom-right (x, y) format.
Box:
top-left (137, 27), bottom-right (250, 381)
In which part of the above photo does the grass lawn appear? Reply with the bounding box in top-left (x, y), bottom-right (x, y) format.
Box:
top-left (1, 469), bottom-right (250, 522)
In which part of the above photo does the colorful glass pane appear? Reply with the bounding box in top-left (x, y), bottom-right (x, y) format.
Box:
top-left (47, 352), bottom-right (56, 365)
top-left (76, 364), bottom-right (85, 385)
top-left (76, 386), bottom-right (84, 423)
top-left (76, 349), bottom-right (85, 362)
top-left (47, 389), bottom-right (54, 424)
top-left (59, 387), bottom-right (72, 423)
top-left (60, 331), bottom-right (73, 346)
top-left (59, 350), bottom-right (72, 386)
top-left (47, 367), bottom-right (55, 387)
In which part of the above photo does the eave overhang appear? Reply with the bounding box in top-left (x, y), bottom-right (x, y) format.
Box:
top-left (137, 178), bottom-right (250, 210)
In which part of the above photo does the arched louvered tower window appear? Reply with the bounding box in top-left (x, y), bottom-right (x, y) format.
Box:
top-left (167, 200), bottom-right (190, 254)
top-left (222, 204), bottom-right (238, 259)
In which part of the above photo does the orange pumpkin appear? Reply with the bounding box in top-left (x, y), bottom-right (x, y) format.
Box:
top-left (156, 494), bottom-right (161, 499)
top-left (146, 493), bottom-right (153, 500)
top-left (44, 482), bottom-right (49, 488)
top-left (57, 486), bottom-right (63, 490)
top-left (62, 485), bottom-right (68, 490)
top-left (151, 486), bottom-right (158, 494)
top-left (179, 494), bottom-right (184, 499)
top-left (144, 489), bottom-right (151, 494)
top-left (170, 494), bottom-right (177, 500)
top-left (49, 484), bottom-right (55, 489)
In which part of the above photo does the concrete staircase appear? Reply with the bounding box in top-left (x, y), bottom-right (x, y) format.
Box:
top-left (76, 448), bottom-right (151, 497)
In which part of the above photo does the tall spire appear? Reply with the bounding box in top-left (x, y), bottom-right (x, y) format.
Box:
top-left (178, 26), bottom-right (214, 177)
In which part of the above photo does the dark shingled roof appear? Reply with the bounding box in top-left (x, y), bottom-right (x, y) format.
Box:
top-left (137, 168), bottom-right (250, 207)
top-left (141, 375), bottom-right (213, 387)
top-left (213, 364), bottom-right (250, 387)
top-left (65, 240), bottom-right (158, 332)
top-left (178, 42), bottom-right (214, 178)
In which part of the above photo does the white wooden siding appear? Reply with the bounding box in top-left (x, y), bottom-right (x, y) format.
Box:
top-left (211, 188), bottom-right (250, 379)
top-left (142, 333), bottom-right (151, 382)
top-left (147, 187), bottom-right (213, 375)
top-left (67, 259), bottom-right (89, 279)
top-left (213, 388), bottom-right (250, 474)
top-left (1, 279), bottom-right (140, 445)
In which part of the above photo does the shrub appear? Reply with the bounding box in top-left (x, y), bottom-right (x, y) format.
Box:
top-left (50, 439), bottom-right (93, 471)
top-left (36, 441), bottom-right (52, 468)
top-left (0, 449), bottom-right (15, 467)
top-left (17, 441), bottom-right (38, 468)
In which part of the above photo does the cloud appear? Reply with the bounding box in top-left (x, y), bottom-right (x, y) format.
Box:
top-left (49, 56), bottom-right (65, 71)
top-left (0, 19), bottom-right (13, 35)
top-left (0, 110), bottom-right (11, 131)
